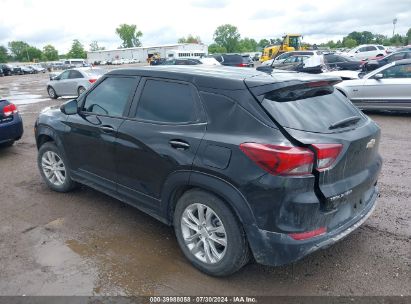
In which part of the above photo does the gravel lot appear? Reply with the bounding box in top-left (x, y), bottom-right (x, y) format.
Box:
top-left (0, 69), bottom-right (410, 296)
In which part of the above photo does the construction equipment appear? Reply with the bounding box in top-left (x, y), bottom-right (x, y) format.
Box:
top-left (260, 34), bottom-right (304, 62)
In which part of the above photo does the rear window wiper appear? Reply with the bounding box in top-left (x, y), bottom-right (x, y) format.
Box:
top-left (329, 116), bottom-right (361, 130)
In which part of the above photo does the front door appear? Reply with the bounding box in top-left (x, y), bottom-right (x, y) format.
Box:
top-left (360, 63), bottom-right (411, 109)
top-left (62, 76), bottom-right (139, 191)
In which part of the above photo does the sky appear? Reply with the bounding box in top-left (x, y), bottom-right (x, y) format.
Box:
top-left (0, 0), bottom-right (410, 53)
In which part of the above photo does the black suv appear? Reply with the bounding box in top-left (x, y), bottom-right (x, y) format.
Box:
top-left (35, 66), bottom-right (382, 276)
top-left (213, 54), bottom-right (254, 67)
top-left (0, 64), bottom-right (14, 76)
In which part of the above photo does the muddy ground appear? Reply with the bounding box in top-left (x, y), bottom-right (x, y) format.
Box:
top-left (0, 69), bottom-right (410, 296)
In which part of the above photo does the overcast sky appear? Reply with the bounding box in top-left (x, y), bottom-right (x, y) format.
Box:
top-left (0, 0), bottom-right (410, 53)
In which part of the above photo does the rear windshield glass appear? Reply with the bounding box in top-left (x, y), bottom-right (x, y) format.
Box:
top-left (84, 69), bottom-right (105, 77)
top-left (261, 88), bottom-right (364, 133)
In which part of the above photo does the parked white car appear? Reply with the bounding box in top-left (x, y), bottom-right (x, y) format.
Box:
top-left (335, 59), bottom-right (411, 111)
top-left (47, 68), bottom-right (106, 99)
top-left (346, 45), bottom-right (386, 60)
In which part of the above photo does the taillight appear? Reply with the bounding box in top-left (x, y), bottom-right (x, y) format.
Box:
top-left (88, 79), bottom-right (97, 83)
top-left (240, 143), bottom-right (314, 176)
top-left (289, 227), bottom-right (327, 240)
top-left (3, 103), bottom-right (18, 116)
top-left (312, 143), bottom-right (343, 170)
top-left (236, 63), bottom-right (248, 67)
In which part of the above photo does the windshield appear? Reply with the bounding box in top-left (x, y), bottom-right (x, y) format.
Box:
top-left (261, 87), bottom-right (364, 133)
top-left (289, 36), bottom-right (301, 49)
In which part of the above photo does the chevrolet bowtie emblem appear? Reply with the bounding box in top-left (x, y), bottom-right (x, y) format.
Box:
top-left (366, 139), bottom-right (376, 149)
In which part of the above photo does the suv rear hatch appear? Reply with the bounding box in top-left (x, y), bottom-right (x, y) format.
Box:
top-left (245, 75), bottom-right (382, 228)
top-left (0, 99), bottom-right (15, 124)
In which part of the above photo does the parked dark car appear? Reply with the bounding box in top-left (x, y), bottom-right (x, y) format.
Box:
top-left (162, 58), bottom-right (202, 65)
top-left (324, 54), bottom-right (364, 70)
top-left (257, 54), bottom-right (325, 74)
top-left (0, 99), bottom-right (23, 147)
top-left (0, 64), bottom-right (14, 76)
top-left (12, 66), bottom-right (23, 75)
top-left (20, 66), bottom-right (34, 74)
top-left (213, 54), bottom-right (254, 67)
top-left (363, 51), bottom-right (411, 72)
top-left (35, 66), bottom-right (382, 276)
top-left (0, 67), bottom-right (4, 77)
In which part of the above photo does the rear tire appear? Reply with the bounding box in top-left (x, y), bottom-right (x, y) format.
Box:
top-left (174, 189), bottom-right (250, 276)
top-left (37, 142), bottom-right (76, 192)
top-left (47, 86), bottom-right (58, 99)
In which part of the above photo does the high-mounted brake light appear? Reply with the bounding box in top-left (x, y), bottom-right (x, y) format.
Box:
top-left (312, 143), bottom-right (343, 170)
top-left (289, 227), bottom-right (327, 240)
top-left (3, 103), bottom-right (18, 116)
top-left (88, 79), bottom-right (97, 83)
top-left (240, 143), bottom-right (314, 176)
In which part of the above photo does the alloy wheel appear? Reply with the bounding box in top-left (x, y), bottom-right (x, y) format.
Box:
top-left (181, 203), bottom-right (227, 264)
top-left (41, 151), bottom-right (66, 186)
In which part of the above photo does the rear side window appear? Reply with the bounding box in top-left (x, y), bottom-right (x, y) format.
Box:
top-left (83, 77), bottom-right (135, 117)
top-left (260, 87), bottom-right (363, 133)
top-left (366, 46), bottom-right (377, 51)
top-left (136, 80), bottom-right (197, 123)
top-left (377, 46), bottom-right (385, 50)
top-left (69, 70), bottom-right (83, 79)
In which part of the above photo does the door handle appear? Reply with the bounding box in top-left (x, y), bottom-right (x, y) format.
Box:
top-left (100, 125), bottom-right (115, 133)
top-left (169, 140), bottom-right (190, 150)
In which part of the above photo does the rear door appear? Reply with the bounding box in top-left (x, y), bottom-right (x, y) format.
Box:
top-left (246, 80), bottom-right (382, 215)
top-left (67, 70), bottom-right (84, 95)
top-left (53, 70), bottom-right (70, 95)
top-left (115, 78), bottom-right (206, 210)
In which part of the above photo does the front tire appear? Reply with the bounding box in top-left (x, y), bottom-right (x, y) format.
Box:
top-left (37, 142), bottom-right (76, 192)
top-left (174, 189), bottom-right (250, 276)
top-left (77, 86), bottom-right (86, 96)
top-left (47, 86), bottom-right (58, 99)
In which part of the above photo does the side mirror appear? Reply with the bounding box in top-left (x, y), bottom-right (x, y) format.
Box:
top-left (60, 99), bottom-right (78, 115)
top-left (355, 50), bottom-right (360, 53)
top-left (374, 73), bottom-right (384, 80)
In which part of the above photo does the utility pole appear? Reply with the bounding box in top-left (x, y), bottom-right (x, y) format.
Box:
top-left (392, 18), bottom-right (398, 37)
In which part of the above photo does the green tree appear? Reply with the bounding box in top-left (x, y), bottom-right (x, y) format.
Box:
top-left (405, 28), bottom-right (411, 45)
top-left (42, 44), bottom-right (59, 61)
top-left (115, 24), bottom-right (143, 48)
top-left (8, 41), bottom-right (30, 61)
top-left (270, 38), bottom-right (283, 45)
top-left (89, 41), bottom-right (106, 51)
top-left (326, 40), bottom-right (336, 49)
top-left (258, 39), bottom-right (270, 49)
top-left (238, 38), bottom-right (258, 52)
top-left (213, 24), bottom-right (240, 53)
top-left (178, 34), bottom-right (202, 44)
top-left (343, 38), bottom-right (357, 48)
top-left (390, 34), bottom-right (403, 46)
top-left (67, 39), bottom-right (86, 59)
top-left (26, 46), bottom-right (43, 62)
top-left (0, 46), bottom-right (8, 63)
top-left (208, 43), bottom-right (227, 54)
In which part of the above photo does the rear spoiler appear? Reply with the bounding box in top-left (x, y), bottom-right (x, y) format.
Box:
top-left (245, 75), bottom-right (342, 100)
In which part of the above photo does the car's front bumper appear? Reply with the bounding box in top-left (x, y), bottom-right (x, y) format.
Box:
top-left (245, 188), bottom-right (378, 266)
top-left (0, 114), bottom-right (23, 144)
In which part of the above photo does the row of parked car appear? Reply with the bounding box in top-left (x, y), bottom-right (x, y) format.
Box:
top-left (0, 63), bottom-right (46, 76)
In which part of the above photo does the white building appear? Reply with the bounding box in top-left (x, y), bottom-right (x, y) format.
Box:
top-left (87, 43), bottom-right (208, 63)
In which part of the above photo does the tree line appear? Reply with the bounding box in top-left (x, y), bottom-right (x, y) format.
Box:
top-left (1, 23), bottom-right (411, 63)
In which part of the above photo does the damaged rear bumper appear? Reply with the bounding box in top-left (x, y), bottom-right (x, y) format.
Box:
top-left (245, 188), bottom-right (378, 266)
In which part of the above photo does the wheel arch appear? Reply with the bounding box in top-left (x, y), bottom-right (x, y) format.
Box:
top-left (162, 170), bottom-right (256, 227)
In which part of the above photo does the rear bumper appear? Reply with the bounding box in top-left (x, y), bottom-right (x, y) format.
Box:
top-left (245, 187), bottom-right (378, 266)
top-left (0, 114), bottom-right (23, 144)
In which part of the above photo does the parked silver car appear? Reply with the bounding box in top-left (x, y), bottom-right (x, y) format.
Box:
top-left (47, 68), bottom-right (106, 99)
top-left (335, 59), bottom-right (411, 111)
